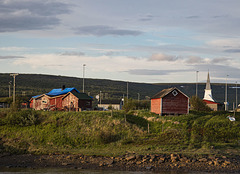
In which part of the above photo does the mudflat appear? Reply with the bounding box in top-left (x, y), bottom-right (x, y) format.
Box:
top-left (0, 153), bottom-right (239, 173)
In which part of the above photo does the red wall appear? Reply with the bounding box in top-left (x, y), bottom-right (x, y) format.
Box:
top-left (151, 98), bottom-right (161, 114)
top-left (162, 92), bottom-right (188, 115)
top-left (151, 91), bottom-right (189, 115)
top-left (49, 96), bottom-right (63, 110)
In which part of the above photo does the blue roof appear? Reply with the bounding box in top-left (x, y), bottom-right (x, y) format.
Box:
top-left (32, 94), bottom-right (43, 99)
top-left (46, 87), bottom-right (80, 96)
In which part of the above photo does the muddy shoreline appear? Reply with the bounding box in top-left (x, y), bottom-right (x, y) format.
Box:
top-left (0, 153), bottom-right (239, 173)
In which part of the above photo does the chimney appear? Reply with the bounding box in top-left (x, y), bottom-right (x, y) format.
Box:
top-left (62, 85), bottom-right (66, 90)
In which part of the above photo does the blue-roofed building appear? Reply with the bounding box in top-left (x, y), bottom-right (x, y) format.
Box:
top-left (30, 86), bottom-right (92, 111)
top-left (46, 87), bottom-right (80, 96)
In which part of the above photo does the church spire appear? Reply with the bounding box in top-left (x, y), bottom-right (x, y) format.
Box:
top-left (203, 71), bottom-right (215, 102)
top-left (205, 71), bottom-right (211, 90)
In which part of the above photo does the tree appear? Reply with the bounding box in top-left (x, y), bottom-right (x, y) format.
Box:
top-left (190, 96), bottom-right (212, 112)
top-left (122, 98), bottom-right (135, 113)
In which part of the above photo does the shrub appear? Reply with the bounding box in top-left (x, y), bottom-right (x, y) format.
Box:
top-left (5, 110), bottom-right (40, 126)
top-left (190, 96), bottom-right (212, 112)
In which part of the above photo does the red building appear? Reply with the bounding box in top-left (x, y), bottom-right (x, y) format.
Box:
top-left (203, 99), bottom-right (223, 111)
top-left (151, 87), bottom-right (189, 115)
top-left (30, 87), bottom-right (92, 111)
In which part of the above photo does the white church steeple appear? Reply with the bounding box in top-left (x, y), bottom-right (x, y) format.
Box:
top-left (203, 71), bottom-right (215, 102)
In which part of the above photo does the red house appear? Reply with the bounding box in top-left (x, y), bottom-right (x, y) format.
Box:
top-left (151, 87), bottom-right (189, 115)
top-left (30, 87), bottom-right (92, 111)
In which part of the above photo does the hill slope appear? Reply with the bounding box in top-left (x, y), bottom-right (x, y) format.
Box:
top-left (0, 73), bottom-right (238, 108)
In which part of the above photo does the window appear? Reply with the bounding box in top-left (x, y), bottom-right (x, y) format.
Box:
top-left (172, 90), bottom-right (178, 96)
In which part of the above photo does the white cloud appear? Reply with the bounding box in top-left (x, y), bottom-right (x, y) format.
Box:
top-left (149, 53), bottom-right (178, 61)
top-left (0, 47), bottom-right (29, 51)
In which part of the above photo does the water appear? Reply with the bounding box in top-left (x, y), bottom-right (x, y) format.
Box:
top-left (0, 167), bottom-right (233, 174)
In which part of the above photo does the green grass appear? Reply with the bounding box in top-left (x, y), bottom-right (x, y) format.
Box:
top-left (0, 109), bottom-right (240, 157)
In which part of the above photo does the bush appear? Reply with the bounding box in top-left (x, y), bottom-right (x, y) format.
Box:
top-left (5, 110), bottom-right (40, 126)
top-left (190, 96), bottom-right (212, 112)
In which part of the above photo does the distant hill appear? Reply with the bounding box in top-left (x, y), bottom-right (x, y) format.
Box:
top-left (0, 73), bottom-right (238, 109)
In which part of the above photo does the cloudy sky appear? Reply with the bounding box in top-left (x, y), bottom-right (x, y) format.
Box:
top-left (1, 0), bottom-right (240, 83)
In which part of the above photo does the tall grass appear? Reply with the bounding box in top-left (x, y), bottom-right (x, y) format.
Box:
top-left (0, 109), bottom-right (240, 156)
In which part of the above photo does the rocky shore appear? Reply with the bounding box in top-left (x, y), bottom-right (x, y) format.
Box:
top-left (0, 152), bottom-right (239, 173)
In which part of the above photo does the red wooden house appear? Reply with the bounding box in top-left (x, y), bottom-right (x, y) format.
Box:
top-left (151, 87), bottom-right (189, 115)
top-left (30, 87), bottom-right (92, 111)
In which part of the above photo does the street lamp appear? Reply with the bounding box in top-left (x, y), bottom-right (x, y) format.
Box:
top-left (9, 81), bottom-right (12, 98)
top-left (196, 71), bottom-right (199, 97)
top-left (236, 81), bottom-right (238, 109)
top-left (83, 64), bottom-right (86, 93)
top-left (225, 75), bottom-right (229, 111)
top-left (137, 93), bottom-right (140, 110)
top-left (127, 81), bottom-right (129, 99)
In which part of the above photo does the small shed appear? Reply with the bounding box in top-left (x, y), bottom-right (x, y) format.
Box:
top-left (151, 87), bottom-right (189, 115)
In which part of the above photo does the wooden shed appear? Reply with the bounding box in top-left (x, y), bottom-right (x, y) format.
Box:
top-left (151, 87), bottom-right (189, 115)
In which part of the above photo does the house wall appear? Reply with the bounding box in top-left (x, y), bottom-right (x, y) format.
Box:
top-left (62, 93), bottom-right (79, 111)
top-left (31, 95), bottom-right (50, 110)
top-left (33, 98), bottom-right (42, 110)
top-left (41, 95), bottom-right (50, 109)
top-left (206, 104), bottom-right (218, 111)
top-left (162, 92), bottom-right (189, 115)
top-left (79, 99), bottom-right (92, 110)
top-left (49, 96), bottom-right (63, 110)
top-left (151, 98), bottom-right (161, 114)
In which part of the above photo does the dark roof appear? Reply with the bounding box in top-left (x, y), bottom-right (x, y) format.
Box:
top-left (151, 87), bottom-right (189, 99)
top-left (71, 91), bottom-right (93, 100)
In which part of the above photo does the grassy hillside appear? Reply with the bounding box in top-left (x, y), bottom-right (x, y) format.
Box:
top-left (0, 109), bottom-right (239, 156)
top-left (0, 73), bottom-right (238, 109)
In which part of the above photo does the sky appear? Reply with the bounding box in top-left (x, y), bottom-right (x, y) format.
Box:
top-left (1, 0), bottom-right (240, 84)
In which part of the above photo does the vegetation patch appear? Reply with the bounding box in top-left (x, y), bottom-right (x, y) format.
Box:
top-left (0, 109), bottom-right (240, 156)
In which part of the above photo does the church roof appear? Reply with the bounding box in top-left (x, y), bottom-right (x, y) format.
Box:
top-left (203, 71), bottom-right (215, 102)
top-left (205, 71), bottom-right (211, 90)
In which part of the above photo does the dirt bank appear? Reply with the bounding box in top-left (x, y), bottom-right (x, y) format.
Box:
top-left (0, 153), bottom-right (239, 173)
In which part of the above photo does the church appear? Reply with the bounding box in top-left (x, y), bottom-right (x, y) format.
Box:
top-left (202, 72), bottom-right (223, 111)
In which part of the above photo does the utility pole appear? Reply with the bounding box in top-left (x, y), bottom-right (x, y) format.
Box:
top-left (137, 93), bottom-right (140, 110)
top-left (83, 64), bottom-right (86, 93)
top-left (236, 81), bottom-right (238, 109)
top-left (9, 81), bottom-right (11, 98)
top-left (225, 75), bottom-right (229, 111)
top-left (127, 81), bottom-right (129, 100)
top-left (196, 71), bottom-right (199, 97)
top-left (10, 73), bottom-right (19, 105)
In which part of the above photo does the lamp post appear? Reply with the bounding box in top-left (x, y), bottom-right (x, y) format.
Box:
top-left (236, 81), bottom-right (238, 109)
top-left (196, 71), bottom-right (199, 97)
top-left (137, 93), bottom-right (140, 110)
top-left (127, 81), bottom-right (129, 100)
top-left (225, 75), bottom-right (229, 111)
top-left (9, 81), bottom-right (11, 98)
top-left (10, 73), bottom-right (19, 105)
top-left (83, 64), bottom-right (86, 93)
